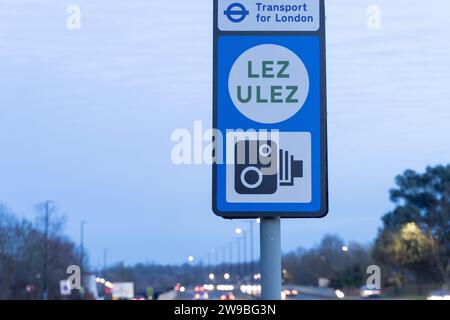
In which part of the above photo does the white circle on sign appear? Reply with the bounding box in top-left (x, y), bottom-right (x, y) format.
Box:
top-left (228, 44), bottom-right (309, 124)
top-left (240, 166), bottom-right (263, 189)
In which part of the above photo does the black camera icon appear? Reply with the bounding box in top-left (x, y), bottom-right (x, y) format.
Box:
top-left (234, 140), bottom-right (303, 195)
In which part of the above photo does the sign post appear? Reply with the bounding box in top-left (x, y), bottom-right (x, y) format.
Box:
top-left (260, 218), bottom-right (281, 300)
top-left (213, 0), bottom-right (327, 299)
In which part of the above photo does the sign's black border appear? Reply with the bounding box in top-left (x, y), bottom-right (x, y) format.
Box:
top-left (212, 0), bottom-right (328, 219)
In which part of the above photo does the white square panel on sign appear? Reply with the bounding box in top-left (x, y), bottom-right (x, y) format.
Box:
top-left (226, 132), bottom-right (312, 203)
top-left (218, 0), bottom-right (320, 32)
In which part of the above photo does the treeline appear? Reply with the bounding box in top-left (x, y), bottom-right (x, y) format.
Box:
top-left (0, 204), bottom-right (81, 300)
top-left (102, 263), bottom-right (206, 294)
top-left (286, 165), bottom-right (450, 289)
top-left (283, 235), bottom-right (373, 288)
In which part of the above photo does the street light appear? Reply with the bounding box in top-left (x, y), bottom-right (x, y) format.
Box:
top-left (103, 248), bottom-right (109, 277)
top-left (234, 228), bottom-right (244, 280)
top-left (341, 246), bottom-right (349, 252)
top-left (236, 237), bottom-right (242, 280)
top-left (42, 200), bottom-right (54, 300)
top-left (221, 246), bottom-right (227, 277)
top-left (80, 221), bottom-right (87, 272)
top-left (79, 220), bottom-right (87, 299)
top-left (224, 273), bottom-right (230, 280)
top-left (184, 256), bottom-right (195, 287)
top-left (246, 220), bottom-right (256, 284)
top-left (209, 273), bottom-right (215, 281)
top-left (242, 230), bottom-right (248, 281)
top-left (207, 249), bottom-right (215, 281)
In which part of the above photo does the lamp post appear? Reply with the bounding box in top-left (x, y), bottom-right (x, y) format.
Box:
top-left (235, 228), bottom-right (243, 281)
top-left (221, 246), bottom-right (226, 279)
top-left (80, 221), bottom-right (87, 274)
top-left (42, 200), bottom-right (53, 300)
top-left (228, 242), bottom-right (233, 282)
top-left (208, 249), bottom-right (215, 280)
top-left (248, 221), bottom-right (253, 283)
top-left (242, 230), bottom-right (247, 281)
top-left (215, 248), bottom-right (220, 278)
top-left (103, 248), bottom-right (109, 277)
top-left (185, 256), bottom-right (195, 286)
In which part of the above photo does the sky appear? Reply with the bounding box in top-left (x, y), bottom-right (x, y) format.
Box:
top-left (0, 0), bottom-right (450, 267)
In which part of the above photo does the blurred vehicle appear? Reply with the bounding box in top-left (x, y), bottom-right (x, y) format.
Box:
top-left (335, 289), bottom-right (345, 299)
top-left (283, 288), bottom-right (299, 297)
top-left (427, 290), bottom-right (450, 300)
top-left (220, 292), bottom-right (235, 300)
top-left (194, 286), bottom-right (206, 293)
top-left (194, 292), bottom-right (209, 300)
top-left (360, 285), bottom-right (382, 299)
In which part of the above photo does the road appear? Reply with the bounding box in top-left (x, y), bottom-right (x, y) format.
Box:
top-left (172, 285), bottom-right (340, 300)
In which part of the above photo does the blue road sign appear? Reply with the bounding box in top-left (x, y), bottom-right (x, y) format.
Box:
top-left (213, 0), bottom-right (328, 219)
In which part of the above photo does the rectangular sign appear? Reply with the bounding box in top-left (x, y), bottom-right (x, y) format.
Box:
top-left (112, 282), bottom-right (134, 300)
top-left (213, 0), bottom-right (328, 219)
top-left (218, 0), bottom-right (320, 31)
top-left (59, 280), bottom-right (71, 296)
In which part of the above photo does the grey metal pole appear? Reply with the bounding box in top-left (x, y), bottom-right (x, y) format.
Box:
top-left (207, 250), bottom-right (212, 279)
top-left (80, 220), bottom-right (87, 299)
top-left (215, 248), bottom-right (219, 278)
top-left (260, 217), bottom-right (281, 300)
top-left (249, 221), bottom-right (254, 282)
top-left (103, 248), bottom-right (109, 276)
top-left (221, 246), bottom-right (226, 277)
top-left (42, 201), bottom-right (50, 300)
top-left (80, 221), bottom-right (87, 273)
top-left (237, 237), bottom-right (241, 281)
top-left (228, 242), bottom-right (233, 280)
top-left (243, 231), bottom-right (247, 281)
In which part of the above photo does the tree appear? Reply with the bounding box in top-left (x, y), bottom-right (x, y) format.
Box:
top-left (374, 165), bottom-right (450, 287)
top-left (0, 203), bottom-right (82, 299)
top-left (282, 235), bottom-right (373, 288)
top-left (387, 223), bottom-right (434, 266)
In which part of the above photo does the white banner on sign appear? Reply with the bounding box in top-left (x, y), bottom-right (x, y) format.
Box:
top-left (218, 0), bottom-right (320, 31)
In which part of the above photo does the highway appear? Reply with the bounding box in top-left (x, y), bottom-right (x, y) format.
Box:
top-left (168, 284), bottom-right (342, 300)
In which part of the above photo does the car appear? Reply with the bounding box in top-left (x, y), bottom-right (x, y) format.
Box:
top-left (194, 285), bottom-right (206, 293)
top-left (360, 285), bottom-right (382, 298)
top-left (194, 292), bottom-right (209, 300)
top-left (427, 290), bottom-right (450, 300)
top-left (220, 292), bottom-right (235, 300)
top-left (283, 288), bottom-right (299, 297)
